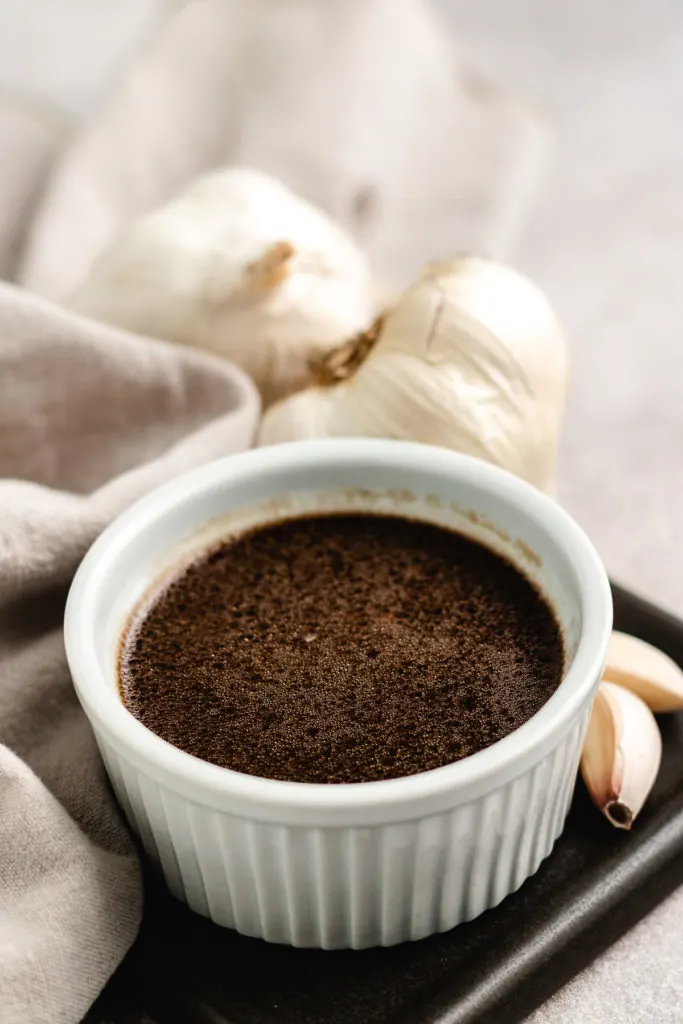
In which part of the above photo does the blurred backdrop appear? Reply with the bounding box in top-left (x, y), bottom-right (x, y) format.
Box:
top-left (1, 0), bottom-right (682, 615)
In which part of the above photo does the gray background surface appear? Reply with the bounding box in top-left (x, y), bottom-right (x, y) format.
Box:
top-left (447, 8), bottom-right (683, 1017)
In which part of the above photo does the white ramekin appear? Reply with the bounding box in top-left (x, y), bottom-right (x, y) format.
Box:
top-left (65, 439), bottom-right (612, 949)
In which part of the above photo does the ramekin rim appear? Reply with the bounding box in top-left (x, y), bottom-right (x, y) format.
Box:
top-left (64, 439), bottom-right (612, 819)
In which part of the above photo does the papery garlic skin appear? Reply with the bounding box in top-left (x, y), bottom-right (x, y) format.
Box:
top-left (603, 631), bottom-right (683, 713)
top-left (580, 681), bottom-right (662, 830)
top-left (259, 257), bottom-right (568, 491)
top-left (68, 167), bottom-right (374, 406)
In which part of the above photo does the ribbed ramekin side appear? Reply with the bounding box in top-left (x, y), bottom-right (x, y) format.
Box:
top-left (96, 708), bottom-right (589, 949)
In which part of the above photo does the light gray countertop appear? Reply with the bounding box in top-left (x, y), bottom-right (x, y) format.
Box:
top-left (442, 1), bottom-right (683, 1020)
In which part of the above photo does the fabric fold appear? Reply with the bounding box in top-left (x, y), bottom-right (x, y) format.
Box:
top-left (0, 284), bottom-right (259, 1024)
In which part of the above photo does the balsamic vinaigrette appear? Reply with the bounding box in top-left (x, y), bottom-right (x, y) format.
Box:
top-left (119, 513), bottom-right (564, 784)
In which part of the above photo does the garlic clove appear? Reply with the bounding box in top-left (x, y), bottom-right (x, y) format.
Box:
top-left (602, 631), bottom-right (683, 713)
top-left (258, 386), bottom-right (333, 446)
top-left (580, 681), bottom-right (662, 830)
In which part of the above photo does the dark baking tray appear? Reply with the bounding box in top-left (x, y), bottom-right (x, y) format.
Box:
top-left (87, 583), bottom-right (683, 1024)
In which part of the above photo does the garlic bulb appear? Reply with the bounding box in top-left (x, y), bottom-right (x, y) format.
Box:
top-left (580, 682), bottom-right (662, 830)
top-left (68, 167), bottom-right (374, 406)
top-left (258, 257), bottom-right (568, 491)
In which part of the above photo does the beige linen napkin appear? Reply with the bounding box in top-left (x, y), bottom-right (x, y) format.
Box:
top-left (0, 282), bottom-right (260, 1024)
top-left (0, 89), bottom-right (68, 282)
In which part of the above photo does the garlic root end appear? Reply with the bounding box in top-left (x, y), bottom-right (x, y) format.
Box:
top-left (604, 800), bottom-right (633, 830)
top-left (310, 313), bottom-right (386, 385)
top-left (244, 241), bottom-right (295, 290)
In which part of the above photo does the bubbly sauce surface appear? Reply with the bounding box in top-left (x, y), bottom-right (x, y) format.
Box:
top-left (119, 513), bottom-right (564, 783)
